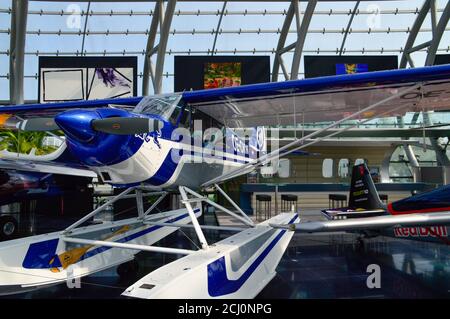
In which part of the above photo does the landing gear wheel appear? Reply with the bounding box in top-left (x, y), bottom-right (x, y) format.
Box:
top-left (0, 216), bottom-right (18, 241)
top-left (117, 259), bottom-right (139, 278)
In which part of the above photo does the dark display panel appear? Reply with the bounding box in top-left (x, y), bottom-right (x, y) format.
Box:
top-left (435, 54), bottom-right (450, 65)
top-left (304, 55), bottom-right (398, 78)
top-left (174, 56), bottom-right (270, 92)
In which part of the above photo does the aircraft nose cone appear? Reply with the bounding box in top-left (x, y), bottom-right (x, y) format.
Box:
top-left (55, 110), bottom-right (99, 143)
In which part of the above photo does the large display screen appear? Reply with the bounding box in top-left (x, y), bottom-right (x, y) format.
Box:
top-left (204, 62), bottom-right (242, 89)
top-left (174, 56), bottom-right (269, 92)
top-left (304, 55), bottom-right (398, 78)
top-left (38, 56), bottom-right (137, 103)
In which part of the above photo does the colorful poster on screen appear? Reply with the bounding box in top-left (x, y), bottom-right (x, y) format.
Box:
top-left (335, 63), bottom-right (369, 75)
top-left (203, 62), bottom-right (241, 89)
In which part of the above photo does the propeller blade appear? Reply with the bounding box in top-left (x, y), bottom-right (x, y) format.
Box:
top-left (17, 118), bottom-right (59, 131)
top-left (0, 115), bottom-right (59, 131)
top-left (91, 117), bottom-right (164, 135)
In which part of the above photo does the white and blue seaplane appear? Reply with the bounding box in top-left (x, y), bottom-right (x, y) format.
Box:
top-left (2, 64), bottom-right (450, 298)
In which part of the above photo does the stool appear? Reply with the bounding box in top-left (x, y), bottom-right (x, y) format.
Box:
top-left (379, 194), bottom-right (388, 204)
top-left (255, 195), bottom-right (272, 221)
top-left (329, 194), bottom-right (347, 209)
top-left (281, 194), bottom-right (298, 212)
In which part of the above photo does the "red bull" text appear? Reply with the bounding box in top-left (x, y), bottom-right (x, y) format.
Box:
top-left (394, 226), bottom-right (448, 238)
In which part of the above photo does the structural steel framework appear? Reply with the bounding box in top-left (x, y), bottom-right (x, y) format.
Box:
top-left (3, 0), bottom-right (450, 103)
top-left (1, 0), bottom-right (450, 181)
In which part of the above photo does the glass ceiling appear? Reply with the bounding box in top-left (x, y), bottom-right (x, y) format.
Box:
top-left (1, 0), bottom-right (450, 102)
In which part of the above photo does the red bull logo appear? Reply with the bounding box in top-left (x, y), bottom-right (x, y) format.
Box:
top-left (394, 226), bottom-right (448, 238)
top-left (359, 166), bottom-right (365, 176)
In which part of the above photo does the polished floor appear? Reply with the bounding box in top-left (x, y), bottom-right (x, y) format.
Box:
top-left (1, 211), bottom-right (449, 299)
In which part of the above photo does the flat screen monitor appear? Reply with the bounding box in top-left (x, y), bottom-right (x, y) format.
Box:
top-left (304, 55), bottom-right (398, 78)
top-left (174, 56), bottom-right (270, 92)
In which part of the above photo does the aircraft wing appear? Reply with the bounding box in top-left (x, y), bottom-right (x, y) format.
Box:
top-left (271, 212), bottom-right (450, 233)
top-left (0, 96), bottom-right (142, 119)
top-left (190, 64), bottom-right (450, 187)
top-left (184, 64), bottom-right (450, 127)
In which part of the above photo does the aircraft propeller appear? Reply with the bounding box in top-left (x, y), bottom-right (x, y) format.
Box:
top-left (0, 114), bottom-right (164, 135)
top-left (91, 117), bottom-right (164, 135)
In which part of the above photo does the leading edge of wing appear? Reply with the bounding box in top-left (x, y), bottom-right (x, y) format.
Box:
top-left (182, 64), bottom-right (450, 104)
top-left (0, 96), bottom-right (143, 114)
top-left (271, 212), bottom-right (450, 233)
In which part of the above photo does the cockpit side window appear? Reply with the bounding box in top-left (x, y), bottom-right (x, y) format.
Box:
top-left (191, 108), bottom-right (222, 131)
top-left (133, 94), bottom-right (182, 124)
top-left (169, 102), bottom-right (183, 126)
top-left (177, 104), bottom-right (191, 128)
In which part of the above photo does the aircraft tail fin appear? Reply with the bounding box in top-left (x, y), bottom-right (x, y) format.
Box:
top-left (348, 163), bottom-right (385, 210)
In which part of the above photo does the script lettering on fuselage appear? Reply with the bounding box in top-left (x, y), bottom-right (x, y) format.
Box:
top-left (393, 226), bottom-right (448, 238)
top-left (135, 132), bottom-right (161, 148)
top-left (135, 133), bottom-right (153, 143)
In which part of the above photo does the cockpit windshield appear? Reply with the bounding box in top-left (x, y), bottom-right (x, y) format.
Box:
top-left (133, 94), bottom-right (182, 122)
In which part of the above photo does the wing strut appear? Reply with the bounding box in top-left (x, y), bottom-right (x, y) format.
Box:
top-left (177, 184), bottom-right (256, 250)
top-left (62, 187), bottom-right (166, 234)
top-left (214, 183), bottom-right (254, 225)
top-left (179, 186), bottom-right (209, 250)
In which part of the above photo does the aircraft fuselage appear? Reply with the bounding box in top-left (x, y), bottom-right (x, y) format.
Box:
top-left (54, 94), bottom-right (264, 189)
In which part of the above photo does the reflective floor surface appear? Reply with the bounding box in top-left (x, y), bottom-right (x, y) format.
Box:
top-left (0, 212), bottom-right (449, 299)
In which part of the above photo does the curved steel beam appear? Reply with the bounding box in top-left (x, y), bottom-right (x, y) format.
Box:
top-left (142, 1), bottom-right (161, 96)
top-left (423, 2), bottom-right (450, 166)
top-left (154, 0), bottom-right (176, 94)
top-left (211, 1), bottom-right (227, 55)
top-left (380, 144), bottom-right (396, 183)
top-left (399, 0), bottom-right (431, 68)
top-left (339, 1), bottom-right (360, 56)
top-left (290, 0), bottom-right (316, 80)
top-left (425, 0), bottom-right (450, 66)
top-left (271, 1), bottom-right (295, 82)
top-left (396, 115), bottom-right (420, 169)
top-left (423, 112), bottom-right (450, 166)
top-left (9, 0), bottom-right (28, 105)
top-left (80, 2), bottom-right (91, 53)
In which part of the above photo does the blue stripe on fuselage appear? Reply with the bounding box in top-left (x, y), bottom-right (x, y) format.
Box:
top-left (146, 146), bottom-right (254, 186)
top-left (111, 141), bottom-right (255, 188)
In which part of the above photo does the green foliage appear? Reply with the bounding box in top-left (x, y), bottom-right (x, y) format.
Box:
top-left (204, 62), bottom-right (241, 78)
top-left (0, 130), bottom-right (57, 155)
